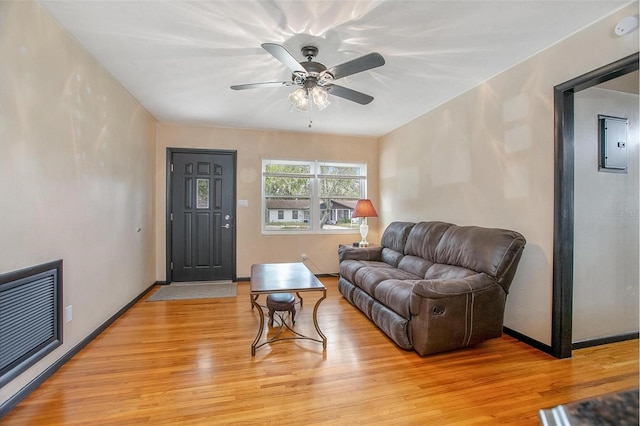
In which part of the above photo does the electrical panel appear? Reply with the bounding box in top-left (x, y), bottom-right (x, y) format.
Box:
top-left (598, 115), bottom-right (628, 173)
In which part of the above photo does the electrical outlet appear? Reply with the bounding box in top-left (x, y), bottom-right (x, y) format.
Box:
top-left (65, 305), bottom-right (73, 323)
top-left (301, 253), bottom-right (308, 261)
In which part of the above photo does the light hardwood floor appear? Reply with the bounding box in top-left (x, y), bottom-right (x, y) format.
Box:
top-left (3, 277), bottom-right (638, 425)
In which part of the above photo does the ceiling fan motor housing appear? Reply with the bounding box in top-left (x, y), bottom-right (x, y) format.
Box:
top-left (292, 46), bottom-right (334, 85)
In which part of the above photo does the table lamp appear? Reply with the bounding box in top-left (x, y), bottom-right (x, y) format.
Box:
top-left (352, 199), bottom-right (378, 247)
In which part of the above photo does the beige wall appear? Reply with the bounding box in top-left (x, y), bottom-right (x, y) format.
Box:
top-left (379, 3), bottom-right (639, 345)
top-left (573, 87), bottom-right (639, 341)
top-left (155, 124), bottom-right (378, 279)
top-left (0, 1), bottom-right (157, 405)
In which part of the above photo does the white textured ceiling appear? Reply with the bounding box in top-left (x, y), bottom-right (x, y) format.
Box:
top-left (39, 0), bottom-right (631, 137)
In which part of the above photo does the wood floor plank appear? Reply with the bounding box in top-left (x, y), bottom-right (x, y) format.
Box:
top-left (3, 277), bottom-right (638, 425)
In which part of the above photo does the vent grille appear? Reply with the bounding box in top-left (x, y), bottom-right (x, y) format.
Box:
top-left (0, 261), bottom-right (62, 387)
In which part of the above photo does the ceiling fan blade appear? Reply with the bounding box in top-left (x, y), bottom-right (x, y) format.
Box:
top-left (261, 43), bottom-right (307, 74)
top-left (326, 84), bottom-right (374, 105)
top-left (230, 81), bottom-right (294, 90)
top-left (327, 52), bottom-right (385, 81)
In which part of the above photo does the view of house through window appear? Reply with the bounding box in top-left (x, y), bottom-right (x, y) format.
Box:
top-left (263, 159), bottom-right (367, 232)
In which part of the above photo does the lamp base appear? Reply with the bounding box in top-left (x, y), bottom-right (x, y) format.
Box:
top-left (359, 222), bottom-right (369, 247)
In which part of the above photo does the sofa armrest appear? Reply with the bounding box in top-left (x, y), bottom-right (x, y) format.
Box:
top-left (338, 245), bottom-right (383, 263)
top-left (411, 273), bottom-right (498, 300)
top-left (409, 273), bottom-right (508, 355)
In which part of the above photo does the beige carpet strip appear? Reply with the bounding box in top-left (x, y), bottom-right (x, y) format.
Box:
top-left (147, 281), bottom-right (237, 301)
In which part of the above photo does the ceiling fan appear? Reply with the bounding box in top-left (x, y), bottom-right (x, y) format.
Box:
top-left (230, 43), bottom-right (385, 113)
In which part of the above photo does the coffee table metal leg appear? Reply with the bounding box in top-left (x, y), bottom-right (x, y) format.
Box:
top-left (251, 294), bottom-right (265, 356)
top-left (313, 289), bottom-right (327, 349)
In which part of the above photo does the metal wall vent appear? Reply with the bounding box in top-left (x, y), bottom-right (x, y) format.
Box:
top-left (0, 260), bottom-right (63, 388)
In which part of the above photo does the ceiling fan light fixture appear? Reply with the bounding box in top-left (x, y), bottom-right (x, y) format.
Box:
top-left (288, 87), bottom-right (308, 111)
top-left (311, 86), bottom-right (330, 111)
top-left (288, 84), bottom-right (330, 112)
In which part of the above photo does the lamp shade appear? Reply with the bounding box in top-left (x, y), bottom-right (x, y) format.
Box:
top-left (352, 199), bottom-right (378, 218)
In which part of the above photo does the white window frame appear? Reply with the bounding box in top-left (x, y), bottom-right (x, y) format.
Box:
top-left (262, 159), bottom-right (368, 234)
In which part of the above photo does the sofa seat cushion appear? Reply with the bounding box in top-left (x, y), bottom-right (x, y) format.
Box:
top-left (424, 263), bottom-right (476, 280)
top-left (355, 266), bottom-right (421, 297)
top-left (372, 279), bottom-right (416, 319)
top-left (398, 255), bottom-right (434, 278)
top-left (340, 259), bottom-right (393, 284)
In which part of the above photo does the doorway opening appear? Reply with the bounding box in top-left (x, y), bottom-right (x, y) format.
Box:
top-left (552, 52), bottom-right (638, 358)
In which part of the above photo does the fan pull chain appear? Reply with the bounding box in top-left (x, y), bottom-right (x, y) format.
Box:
top-left (307, 88), bottom-right (313, 128)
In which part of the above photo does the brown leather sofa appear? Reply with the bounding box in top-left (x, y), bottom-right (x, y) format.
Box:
top-left (338, 221), bottom-right (526, 356)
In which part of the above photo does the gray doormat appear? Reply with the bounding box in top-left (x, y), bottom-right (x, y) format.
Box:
top-left (147, 281), bottom-right (237, 301)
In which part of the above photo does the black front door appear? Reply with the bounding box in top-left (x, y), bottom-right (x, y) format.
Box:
top-left (169, 149), bottom-right (236, 282)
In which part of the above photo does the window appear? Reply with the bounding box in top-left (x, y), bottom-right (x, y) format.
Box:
top-left (263, 159), bottom-right (367, 233)
top-left (196, 179), bottom-right (209, 209)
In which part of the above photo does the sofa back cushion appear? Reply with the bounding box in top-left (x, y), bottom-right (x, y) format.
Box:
top-left (404, 221), bottom-right (453, 260)
top-left (381, 221), bottom-right (415, 253)
top-left (433, 225), bottom-right (526, 292)
top-left (379, 222), bottom-right (414, 267)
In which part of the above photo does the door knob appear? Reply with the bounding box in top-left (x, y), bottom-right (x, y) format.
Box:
top-left (222, 223), bottom-right (231, 229)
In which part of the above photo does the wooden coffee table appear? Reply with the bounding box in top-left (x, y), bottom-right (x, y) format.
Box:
top-left (250, 262), bottom-right (327, 356)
